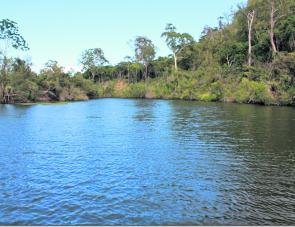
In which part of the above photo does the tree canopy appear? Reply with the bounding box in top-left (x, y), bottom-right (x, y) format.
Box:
top-left (161, 24), bottom-right (194, 70)
top-left (134, 36), bottom-right (156, 80)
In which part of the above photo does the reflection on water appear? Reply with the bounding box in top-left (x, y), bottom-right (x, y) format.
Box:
top-left (0, 99), bottom-right (294, 225)
top-left (133, 99), bottom-right (156, 122)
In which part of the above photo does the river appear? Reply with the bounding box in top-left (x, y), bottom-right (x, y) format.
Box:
top-left (0, 99), bottom-right (294, 225)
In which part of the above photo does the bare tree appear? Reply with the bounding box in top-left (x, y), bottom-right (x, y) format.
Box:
top-left (247, 10), bottom-right (255, 66)
top-left (269, 0), bottom-right (286, 55)
top-left (270, 0), bottom-right (278, 54)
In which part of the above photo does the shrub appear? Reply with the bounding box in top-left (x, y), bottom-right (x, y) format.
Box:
top-left (197, 92), bottom-right (217, 102)
top-left (128, 83), bottom-right (146, 98)
top-left (210, 81), bottom-right (224, 100)
top-left (234, 78), bottom-right (274, 104)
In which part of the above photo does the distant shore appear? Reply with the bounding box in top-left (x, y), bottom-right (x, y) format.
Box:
top-left (8, 94), bottom-right (295, 108)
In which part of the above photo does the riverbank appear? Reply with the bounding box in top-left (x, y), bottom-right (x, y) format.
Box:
top-left (94, 78), bottom-right (295, 106)
top-left (5, 77), bottom-right (295, 107)
top-left (1, 69), bottom-right (295, 107)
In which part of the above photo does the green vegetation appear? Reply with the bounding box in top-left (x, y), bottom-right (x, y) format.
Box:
top-left (1, 0), bottom-right (294, 105)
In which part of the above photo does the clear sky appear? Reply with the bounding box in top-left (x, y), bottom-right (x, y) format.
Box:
top-left (1, 0), bottom-right (245, 72)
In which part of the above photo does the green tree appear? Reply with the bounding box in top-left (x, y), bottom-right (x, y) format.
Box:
top-left (276, 15), bottom-right (295, 52)
top-left (161, 23), bottom-right (194, 71)
top-left (42, 60), bottom-right (64, 75)
top-left (80, 48), bottom-right (109, 81)
top-left (0, 19), bottom-right (29, 103)
top-left (134, 36), bottom-right (156, 81)
top-left (218, 42), bottom-right (247, 67)
top-left (10, 58), bottom-right (38, 103)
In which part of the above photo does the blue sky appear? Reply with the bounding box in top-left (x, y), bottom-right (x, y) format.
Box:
top-left (1, 0), bottom-right (245, 72)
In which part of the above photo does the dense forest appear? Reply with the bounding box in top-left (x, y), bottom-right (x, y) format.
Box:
top-left (0, 0), bottom-right (295, 105)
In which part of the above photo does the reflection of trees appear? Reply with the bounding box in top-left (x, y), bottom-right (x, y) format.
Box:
top-left (168, 100), bottom-right (295, 224)
top-left (133, 99), bottom-right (156, 122)
top-left (169, 100), bottom-right (295, 166)
top-left (168, 100), bottom-right (225, 140)
top-left (0, 103), bottom-right (31, 118)
top-left (217, 104), bottom-right (295, 225)
top-left (0, 104), bottom-right (4, 114)
top-left (217, 104), bottom-right (295, 164)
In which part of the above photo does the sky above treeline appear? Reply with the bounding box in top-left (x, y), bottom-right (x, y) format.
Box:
top-left (1, 0), bottom-right (245, 72)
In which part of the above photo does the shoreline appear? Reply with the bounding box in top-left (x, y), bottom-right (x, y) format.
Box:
top-left (5, 96), bottom-right (294, 108)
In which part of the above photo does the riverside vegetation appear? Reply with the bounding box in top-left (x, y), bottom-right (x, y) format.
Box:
top-left (0, 0), bottom-right (295, 105)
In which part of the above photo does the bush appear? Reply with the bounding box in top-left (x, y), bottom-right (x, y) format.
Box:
top-left (198, 92), bottom-right (217, 102)
top-left (242, 66), bottom-right (269, 81)
top-left (71, 75), bottom-right (98, 98)
top-left (59, 86), bottom-right (88, 101)
top-left (128, 83), bottom-right (146, 98)
top-left (210, 81), bottom-right (224, 100)
top-left (234, 78), bottom-right (274, 104)
top-left (12, 80), bottom-right (39, 103)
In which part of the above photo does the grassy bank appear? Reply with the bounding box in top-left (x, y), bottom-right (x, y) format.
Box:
top-left (2, 68), bottom-right (294, 107)
top-left (3, 69), bottom-right (294, 107)
top-left (93, 71), bottom-right (295, 106)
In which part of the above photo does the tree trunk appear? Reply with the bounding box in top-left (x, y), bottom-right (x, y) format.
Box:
top-left (91, 71), bottom-right (95, 81)
top-left (174, 53), bottom-right (178, 71)
top-left (127, 65), bottom-right (130, 83)
top-left (247, 10), bottom-right (255, 66)
top-left (0, 57), bottom-right (8, 103)
top-left (144, 64), bottom-right (148, 82)
top-left (226, 55), bottom-right (233, 67)
top-left (1, 87), bottom-right (5, 104)
top-left (270, 0), bottom-right (278, 55)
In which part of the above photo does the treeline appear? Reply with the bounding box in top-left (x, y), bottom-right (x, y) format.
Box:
top-left (0, 0), bottom-right (294, 105)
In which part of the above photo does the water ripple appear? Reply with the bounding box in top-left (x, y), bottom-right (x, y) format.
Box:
top-left (0, 99), bottom-right (294, 225)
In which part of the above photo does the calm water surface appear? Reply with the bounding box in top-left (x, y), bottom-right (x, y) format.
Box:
top-left (0, 99), bottom-right (294, 225)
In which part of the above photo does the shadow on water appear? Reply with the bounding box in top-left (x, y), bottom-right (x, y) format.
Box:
top-left (132, 99), bottom-right (157, 122)
top-left (168, 100), bottom-right (295, 225)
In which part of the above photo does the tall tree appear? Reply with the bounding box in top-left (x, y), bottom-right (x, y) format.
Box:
top-left (80, 48), bottom-right (108, 82)
top-left (161, 24), bottom-right (194, 71)
top-left (134, 36), bottom-right (156, 81)
top-left (247, 10), bottom-right (255, 66)
top-left (270, 0), bottom-right (278, 54)
top-left (0, 19), bottom-right (29, 103)
top-left (269, 0), bottom-right (288, 55)
top-left (124, 56), bottom-right (133, 83)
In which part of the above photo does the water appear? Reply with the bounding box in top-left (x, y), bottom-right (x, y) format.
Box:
top-left (0, 99), bottom-right (294, 225)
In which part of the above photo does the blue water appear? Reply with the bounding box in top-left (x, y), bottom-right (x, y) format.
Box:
top-left (0, 99), bottom-right (295, 225)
